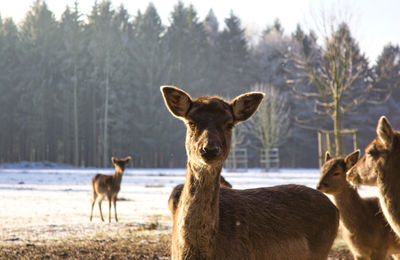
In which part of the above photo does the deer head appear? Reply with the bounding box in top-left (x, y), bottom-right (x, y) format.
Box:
top-left (112, 156), bottom-right (131, 172)
top-left (161, 86), bottom-right (264, 168)
top-left (346, 116), bottom-right (395, 185)
top-left (317, 150), bottom-right (360, 195)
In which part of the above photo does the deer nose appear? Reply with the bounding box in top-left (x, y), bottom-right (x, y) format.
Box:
top-left (200, 145), bottom-right (220, 159)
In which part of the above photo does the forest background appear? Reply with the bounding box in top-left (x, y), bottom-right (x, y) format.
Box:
top-left (0, 0), bottom-right (399, 168)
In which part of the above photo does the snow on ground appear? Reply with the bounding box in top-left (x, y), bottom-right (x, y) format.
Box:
top-left (0, 163), bottom-right (378, 244)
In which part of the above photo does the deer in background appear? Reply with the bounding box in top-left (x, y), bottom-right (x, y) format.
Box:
top-left (317, 150), bottom-right (400, 260)
top-left (90, 156), bottom-right (131, 223)
top-left (347, 116), bottom-right (400, 239)
top-left (161, 85), bottom-right (339, 260)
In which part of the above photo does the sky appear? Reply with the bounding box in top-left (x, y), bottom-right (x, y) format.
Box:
top-left (0, 0), bottom-right (399, 63)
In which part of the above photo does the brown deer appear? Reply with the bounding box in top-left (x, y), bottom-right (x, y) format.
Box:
top-left (161, 85), bottom-right (339, 260)
top-left (89, 156), bottom-right (131, 223)
top-left (317, 150), bottom-right (400, 260)
top-left (347, 116), bottom-right (400, 239)
top-left (169, 175), bottom-right (232, 214)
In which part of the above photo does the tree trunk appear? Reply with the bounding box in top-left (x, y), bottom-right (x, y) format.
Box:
top-left (333, 96), bottom-right (342, 156)
top-left (103, 50), bottom-right (110, 168)
top-left (73, 63), bottom-right (79, 166)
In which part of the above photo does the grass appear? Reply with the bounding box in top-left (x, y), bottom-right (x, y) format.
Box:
top-left (0, 228), bottom-right (353, 259)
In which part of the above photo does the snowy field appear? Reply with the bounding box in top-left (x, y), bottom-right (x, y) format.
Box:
top-left (0, 163), bottom-right (378, 245)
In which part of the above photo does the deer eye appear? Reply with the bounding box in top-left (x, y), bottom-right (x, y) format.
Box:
top-left (367, 148), bottom-right (379, 157)
top-left (333, 172), bottom-right (340, 176)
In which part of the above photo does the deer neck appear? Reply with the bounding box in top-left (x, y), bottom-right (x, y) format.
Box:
top-left (112, 169), bottom-right (124, 186)
top-left (173, 160), bottom-right (221, 259)
top-left (376, 151), bottom-right (400, 235)
top-left (333, 184), bottom-right (367, 232)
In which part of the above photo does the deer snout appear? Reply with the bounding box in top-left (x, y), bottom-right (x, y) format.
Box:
top-left (200, 144), bottom-right (221, 160)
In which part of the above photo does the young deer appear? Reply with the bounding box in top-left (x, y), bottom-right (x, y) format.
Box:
top-left (317, 151), bottom-right (400, 260)
top-left (161, 86), bottom-right (339, 260)
top-left (89, 156), bottom-right (131, 223)
top-left (347, 116), bottom-right (400, 239)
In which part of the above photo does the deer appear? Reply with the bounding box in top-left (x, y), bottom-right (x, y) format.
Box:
top-left (161, 85), bottom-right (339, 260)
top-left (168, 175), bottom-right (232, 215)
top-left (347, 116), bottom-right (400, 240)
top-left (89, 156), bottom-right (131, 223)
top-left (317, 150), bottom-right (400, 260)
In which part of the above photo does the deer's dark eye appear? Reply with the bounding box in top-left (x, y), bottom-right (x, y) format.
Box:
top-left (367, 148), bottom-right (379, 157)
top-left (333, 172), bottom-right (340, 176)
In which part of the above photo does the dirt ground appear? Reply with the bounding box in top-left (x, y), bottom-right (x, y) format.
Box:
top-left (0, 230), bottom-right (353, 260)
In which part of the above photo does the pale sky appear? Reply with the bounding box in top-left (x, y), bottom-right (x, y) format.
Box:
top-left (0, 0), bottom-right (399, 63)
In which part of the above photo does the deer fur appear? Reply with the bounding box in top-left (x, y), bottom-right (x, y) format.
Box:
top-left (161, 85), bottom-right (339, 260)
top-left (347, 116), bottom-right (400, 240)
top-left (318, 151), bottom-right (400, 260)
top-left (168, 175), bottom-right (232, 214)
top-left (90, 156), bottom-right (131, 222)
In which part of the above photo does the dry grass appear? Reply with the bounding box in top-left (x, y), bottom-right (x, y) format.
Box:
top-left (0, 230), bottom-right (354, 260)
top-left (0, 231), bottom-right (171, 260)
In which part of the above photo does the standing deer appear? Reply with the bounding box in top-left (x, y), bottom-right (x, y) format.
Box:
top-left (89, 156), bottom-right (131, 223)
top-left (169, 175), bottom-right (232, 214)
top-left (318, 151), bottom-right (400, 260)
top-left (347, 116), bottom-right (400, 239)
top-left (161, 86), bottom-right (339, 260)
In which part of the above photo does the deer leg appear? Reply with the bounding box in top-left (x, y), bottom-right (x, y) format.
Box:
top-left (98, 196), bottom-right (104, 222)
top-left (90, 192), bottom-right (97, 221)
top-left (108, 195), bottom-right (112, 223)
top-left (113, 195), bottom-right (118, 222)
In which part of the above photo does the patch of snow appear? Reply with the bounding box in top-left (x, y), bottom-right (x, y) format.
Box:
top-left (0, 167), bottom-right (378, 244)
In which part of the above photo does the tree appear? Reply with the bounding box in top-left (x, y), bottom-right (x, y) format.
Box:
top-left (19, 0), bottom-right (63, 161)
top-left (87, 1), bottom-right (127, 167)
top-left (127, 3), bottom-right (176, 167)
top-left (59, 2), bottom-right (86, 165)
top-left (216, 12), bottom-right (251, 96)
top-left (164, 2), bottom-right (209, 95)
top-left (0, 17), bottom-right (23, 162)
top-left (245, 83), bottom-right (291, 150)
top-left (251, 19), bottom-right (290, 91)
top-left (288, 23), bottom-right (375, 156)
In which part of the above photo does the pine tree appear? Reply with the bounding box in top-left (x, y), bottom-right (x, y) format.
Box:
top-left (19, 0), bottom-right (63, 162)
top-left (87, 1), bottom-right (126, 167)
top-left (216, 12), bottom-right (251, 97)
top-left (0, 18), bottom-right (23, 162)
top-left (59, 2), bottom-right (87, 165)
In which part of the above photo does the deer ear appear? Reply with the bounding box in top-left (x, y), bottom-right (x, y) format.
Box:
top-left (124, 156), bottom-right (131, 162)
top-left (111, 157), bottom-right (117, 164)
top-left (377, 116), bottom-right (393, 150)
top-left (325, 152), bottom-right (331, 162)
top-left (161, 86), bottom-right (192, 118)
top-left (344, 150), bottom-right (360, 169)
top-left (230, 92), bottom-right (264, 123)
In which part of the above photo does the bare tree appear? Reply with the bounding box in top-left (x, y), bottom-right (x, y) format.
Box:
top-left (246, 83), bottom-right (291, 150)
top-left (287, 22), bottom-right (391, 156)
